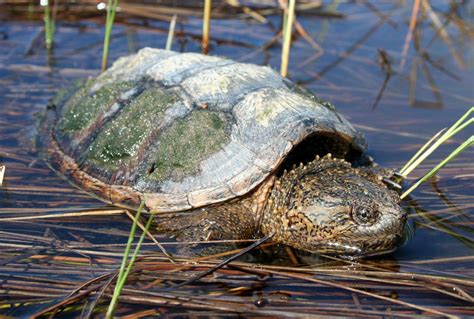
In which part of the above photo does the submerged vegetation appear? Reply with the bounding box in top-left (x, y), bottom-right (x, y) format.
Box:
top-left (0, 0), bottom-right (473, 317)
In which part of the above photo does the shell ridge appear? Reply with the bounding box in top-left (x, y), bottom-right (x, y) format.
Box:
top-left (145, 52), bottom-right (235, 86)
top-left (180, 63), bottom-right (286, 111)
top-left (161, 60), bottom-right (236, 86)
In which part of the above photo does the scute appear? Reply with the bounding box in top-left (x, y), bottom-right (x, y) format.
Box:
top-left (143, 110), bottom-right (230, 183)
top-left (146, 52), bottom-right (233, 86)
top-left (180, 62), bottom-right (286, 110)
top-left (86, 86), bottom-right (179, 169)
top-left (58, 81), bottom-right (134, 135)
top-left (43, 48), bottom-right (366, 212)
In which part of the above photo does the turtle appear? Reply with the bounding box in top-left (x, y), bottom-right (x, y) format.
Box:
top-left (38, 48), bottom-right (406, 257)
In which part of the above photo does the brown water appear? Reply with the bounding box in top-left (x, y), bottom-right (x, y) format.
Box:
top-left (0, 1), bottom-right (473, 317)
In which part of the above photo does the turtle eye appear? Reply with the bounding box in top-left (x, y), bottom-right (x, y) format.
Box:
top-left (351, 206), bottom-right (379, 225)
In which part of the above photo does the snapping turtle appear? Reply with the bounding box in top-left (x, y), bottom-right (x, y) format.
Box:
top-left (39, 48), bottom-right (406, 257)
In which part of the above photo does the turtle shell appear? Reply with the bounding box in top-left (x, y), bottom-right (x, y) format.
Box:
top-left (40, 48), bottom-right (366, 212)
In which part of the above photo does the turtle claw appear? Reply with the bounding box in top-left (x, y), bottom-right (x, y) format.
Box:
top-left (382, 177), bottom-right (402, 191)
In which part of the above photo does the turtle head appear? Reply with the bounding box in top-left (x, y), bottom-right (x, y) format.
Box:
top-left (262, 154), bottom-right (406, 257)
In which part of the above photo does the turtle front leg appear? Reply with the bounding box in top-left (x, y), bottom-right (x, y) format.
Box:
top-left (155, 178), bottom-right (275, 243)
top-left (155, 201), bottom-right (259, 243)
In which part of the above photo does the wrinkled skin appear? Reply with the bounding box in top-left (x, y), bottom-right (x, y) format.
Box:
top-left (261, 155), bottom-right (406, 256)
top-left (157, 154), bottom-right (406, 257)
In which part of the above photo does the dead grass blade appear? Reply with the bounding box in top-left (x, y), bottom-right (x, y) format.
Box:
top-left (169, 234), bottom-right (273, 289)
top-left (0, 209), bottom-right (125, 221)
top-left (202, 0), bottom-right (212, 54)
top-left (261, 269), bottom-right (460, 318)
top-left (280, 0), bottom-right (296, 77)
top-left (400, 0), bottom-right (421, 69)
top-left (0, 165), bottom-right (4, 186)
top-left (421, 0), bottom-right (465, 69)
top-left (124, 210), bottom-right (175, 263)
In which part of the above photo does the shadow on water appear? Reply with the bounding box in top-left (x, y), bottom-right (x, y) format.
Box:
top-left (0, 0), bottom-right (473, 317)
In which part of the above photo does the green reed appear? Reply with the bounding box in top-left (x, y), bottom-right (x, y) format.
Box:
top-left (401, 136), bottom-right (473, 199)
top-left (106, 201), bottom-right (155, 318)
top-left (101, 0), bottom-right (119, 72)
top-left (400, 107), bottom-right (473, 199)
top-left (42, 0), bottom-right (55, 49)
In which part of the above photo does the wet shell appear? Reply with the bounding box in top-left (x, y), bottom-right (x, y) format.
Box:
top-left (40, 48), bottom-right (366, 212)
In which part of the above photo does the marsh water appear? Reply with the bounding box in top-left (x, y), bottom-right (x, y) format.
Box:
top-left (0, 1), bottom-right (473, 317)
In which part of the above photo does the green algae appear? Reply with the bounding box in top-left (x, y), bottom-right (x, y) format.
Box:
top-left (57, 80), bottom-right (134, 134)
top-left (87, 87), bottom-right (177, 169)
top-left (147, 110), bottom-right (229, 182)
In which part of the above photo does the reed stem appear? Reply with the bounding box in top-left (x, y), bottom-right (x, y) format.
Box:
top-left (166, 14), bottom-right (177, 51)
top-left (106, 201), bottom-right (144, 318)
top-left (401, 136), bottom-right (473, 199)
top-left (42, 0), bottom-right (55, 49)
top-left (0, 165), bottom-right (4, 187)
top-left (202, 0), bottom-right (211, 54)
top-left (399, 107), bottom-right (473, 177)
top-left (101, 0), bottom-right (119, 72)
top-left (280, 0), bottom-right (296, 77)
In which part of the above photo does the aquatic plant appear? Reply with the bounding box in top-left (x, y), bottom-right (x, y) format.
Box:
top-left (280, 0), bottom-right (296, 77)
top-left (0, 165), bottom-right (4, 186)
top-left (101, 0), bottom-right (119, 72)
top-left (165, 14), bottom-right (177, 51)
top-left (40, 0), bottom-right (55, 49)
top-left (400, 107), bottom-right (473, 198)
top-left (202, 0), bottom-right (211, 54)
top-left (106, 201), bottom-right (156, 318)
